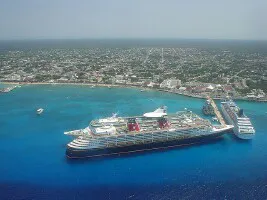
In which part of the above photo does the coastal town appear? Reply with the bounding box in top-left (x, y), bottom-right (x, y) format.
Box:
top-left (0, 47), bottom-right (266, 101)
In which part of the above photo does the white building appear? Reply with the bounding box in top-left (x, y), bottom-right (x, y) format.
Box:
top-left (160, 79), bottom-right (181, 89)
top-left (147, 82), bottom-right (155, 87)
top-left (206, 85), bottom-right (214, 91)
top-left (114, 75), bottom-right (126, 84)
top-left (115, 75), bottom-right (124, 80)
top-left (178, 86), bottom-right (187, 91)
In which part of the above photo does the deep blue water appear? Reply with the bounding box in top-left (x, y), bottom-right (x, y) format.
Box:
top-left (0, 85), bottom-right (267, 200)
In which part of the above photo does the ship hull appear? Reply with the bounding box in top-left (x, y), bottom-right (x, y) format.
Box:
top-left (221, 105), bottom-right (255, 140)
top-left (66, 130), bottom-right (228, 159)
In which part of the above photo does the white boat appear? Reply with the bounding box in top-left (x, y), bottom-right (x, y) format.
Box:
top-left (212, 117), bottom-right (219, 122)
top-left (36, 108), bottom-right (44, 115)
top-left (221, 100), bottom-right (255, 139)
top-left (65, 107), bottom-right (233, 159)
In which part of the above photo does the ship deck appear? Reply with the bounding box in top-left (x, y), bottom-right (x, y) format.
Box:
top-left (65, 111), bottom-right (213, 138)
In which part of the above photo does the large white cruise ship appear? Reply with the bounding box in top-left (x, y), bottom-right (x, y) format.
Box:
top-left (221, 100), bottom-right (255, 139)
top-left (64, 107), bottom-right (233, 159)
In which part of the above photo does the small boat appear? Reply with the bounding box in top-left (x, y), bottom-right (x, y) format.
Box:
top-left (140, 89), bottom-right (144, 92)
top-left (202, 100), bottom-right (215, 116)
top-left (36, 108), bottom-right (44, 115)
top-left (212, 117), bottom-right (218, 122)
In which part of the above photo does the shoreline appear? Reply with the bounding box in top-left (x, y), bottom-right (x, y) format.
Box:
top-left (1, 81), bottom-right (267, 102)
top-left (1, 81), bottom-right (142, 89)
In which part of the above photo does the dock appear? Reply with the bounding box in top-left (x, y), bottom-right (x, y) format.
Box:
top-left (0, 85), bottom-right (18, 93)
top-left (207, 96), bottom-right (226, 127)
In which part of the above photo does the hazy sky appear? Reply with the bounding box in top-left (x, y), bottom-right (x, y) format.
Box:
top-left (0, 0), bottom-right (266, 40)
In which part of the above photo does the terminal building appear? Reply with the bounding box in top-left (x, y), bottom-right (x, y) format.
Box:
top-left (160, 79), bottom-right (181, 89)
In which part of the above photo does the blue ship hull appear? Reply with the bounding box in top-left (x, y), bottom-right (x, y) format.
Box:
top-left (66, 131), bottom-right (227, 159)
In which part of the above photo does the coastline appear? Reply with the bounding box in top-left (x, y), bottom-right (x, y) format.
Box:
top-left (1, 81), bottom-right (152, 90)
top-left (1, 81), bottom-right (267, 102)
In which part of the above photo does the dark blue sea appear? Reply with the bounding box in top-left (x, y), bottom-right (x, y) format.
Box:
top-left (0, 85), bottom-right (267, 200)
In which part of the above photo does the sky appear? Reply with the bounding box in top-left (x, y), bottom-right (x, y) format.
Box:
top-left (0, 0), bottom-right (266, 40)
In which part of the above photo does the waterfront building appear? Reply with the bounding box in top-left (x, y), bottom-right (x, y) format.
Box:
top-left (160, 79), bottom-right (181, 89)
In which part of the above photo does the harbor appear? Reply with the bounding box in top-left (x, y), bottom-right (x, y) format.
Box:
top-left (0, 83), bottom-right (265, 200)
top-left (203, 96), bottom-right (255, 139)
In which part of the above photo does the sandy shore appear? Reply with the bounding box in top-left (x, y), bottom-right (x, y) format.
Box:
top-left (1, 81), bottom-right (152, 90)
top-left (2, 81), bottom-right (116, 87)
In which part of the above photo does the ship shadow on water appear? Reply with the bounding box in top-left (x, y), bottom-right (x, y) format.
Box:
top-left (65, 137), bottom-right (224, 164)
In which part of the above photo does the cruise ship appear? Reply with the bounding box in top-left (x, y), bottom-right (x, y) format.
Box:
top-left (65, 107), bottom-right (233, 159)
top-left (221, 100), bottom-right (255, 139)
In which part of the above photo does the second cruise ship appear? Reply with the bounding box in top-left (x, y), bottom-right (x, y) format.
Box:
top-left (221, 100), bottom-right (255, 139)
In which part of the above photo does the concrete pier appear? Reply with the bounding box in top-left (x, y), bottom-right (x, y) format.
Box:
top-left (207, 96), bottom-right (226, 127)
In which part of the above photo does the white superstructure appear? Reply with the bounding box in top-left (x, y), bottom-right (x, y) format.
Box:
top-left (143, 106), bottom-right (167, 118)
top-left (221, 100), bottom-right (255, 139)
top-left (160, 79), bottom-right (181, 89)
top-left (65, 108), bottom-right (233, 151)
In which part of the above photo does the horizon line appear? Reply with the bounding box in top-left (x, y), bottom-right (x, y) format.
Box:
top-left (0, 37), bottom-right (267, 42)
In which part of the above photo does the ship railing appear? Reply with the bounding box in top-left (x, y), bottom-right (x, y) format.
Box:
top-left (238, 125), bottom-right (254, 129)
top-left (237, 117), bottom-right (250, 121)
top-left (82, 127), bottom-right (210, 149)
top-left (80, 123), bottom-right (210, 139)
top-left (239, 129), bottom-right (255, 134)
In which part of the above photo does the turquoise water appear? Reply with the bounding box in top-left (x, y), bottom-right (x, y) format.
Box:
top-left (0, 85), bottom-right (267, 199)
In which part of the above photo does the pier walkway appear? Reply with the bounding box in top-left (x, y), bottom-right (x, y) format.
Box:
top-left (207, 96), bottom-right (226, 127)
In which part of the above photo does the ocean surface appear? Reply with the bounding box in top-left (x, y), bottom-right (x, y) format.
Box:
top-left (1, 39), bottom-right (267, 53)
top-left (0, 84), bottom-right (267, 200)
